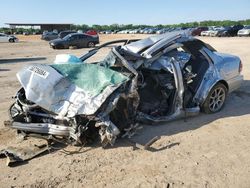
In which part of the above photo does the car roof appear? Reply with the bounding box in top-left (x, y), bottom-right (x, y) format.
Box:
top-left (70, 33), bottom-right (93, 37)
top-left (122, 31), bottom-right (191, 57)
top-left (60, 30), bottom-right (76, 33)
top-left (71, 33), bottom-right (86, 36)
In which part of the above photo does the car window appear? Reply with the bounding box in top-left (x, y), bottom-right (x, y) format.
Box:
top-left (84, 42), bottom-right (129, 64)
top-left (63, 34), bottom-right (71, 40)
top-left (70, 35), bottom-right (78, 40)
top-left (79, 35), bottom-right (87, 39)
top-left (181, 40), bottom-right (208, 57)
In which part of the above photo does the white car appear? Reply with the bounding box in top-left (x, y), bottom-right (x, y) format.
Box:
top-left (0, 33), bottom-right (18, 43)
top-left (238, 25), bottom-right (250, 36)
top-left (200, 30), bottom-right (210, 36)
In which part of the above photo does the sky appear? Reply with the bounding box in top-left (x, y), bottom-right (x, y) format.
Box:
top-left (0, 0), bottom-right (250, 27)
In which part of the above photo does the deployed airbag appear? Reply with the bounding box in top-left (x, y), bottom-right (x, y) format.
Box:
top-left (16, 63), bottom-right (128, 117)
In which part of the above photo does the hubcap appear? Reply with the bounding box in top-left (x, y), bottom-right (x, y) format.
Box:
top-left (89, 42), bottom-right (94, 48)
top-left (209, 87), bottom-right (226, 112)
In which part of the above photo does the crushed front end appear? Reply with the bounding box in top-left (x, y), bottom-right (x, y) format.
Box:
top-left (7, 60), bottom-right (139, 147)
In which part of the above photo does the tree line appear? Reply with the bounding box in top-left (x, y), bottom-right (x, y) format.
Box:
top-left (71, 19), bottom-right (250, 31)
top-left (1, 19), bottom-right (250, 33)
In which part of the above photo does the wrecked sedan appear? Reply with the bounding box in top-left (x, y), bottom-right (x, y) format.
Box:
top-left (7, 31), bottom-right (243, 147)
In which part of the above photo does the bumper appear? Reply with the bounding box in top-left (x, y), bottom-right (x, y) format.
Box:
top-left (238, 33), bottom-right (250, 36)
top-left (228, 75), bottom-right (244, 93)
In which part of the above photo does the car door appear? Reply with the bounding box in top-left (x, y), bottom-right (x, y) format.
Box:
top-left (52, 33), bottom-right (58, 40)
top-left (78, 34), bottom-right (88, 47)
top-left (68, 35), bottom-right (79, 47)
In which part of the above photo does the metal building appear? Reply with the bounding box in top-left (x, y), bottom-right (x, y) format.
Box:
top-left (5, 23), bottom-right (72, 32)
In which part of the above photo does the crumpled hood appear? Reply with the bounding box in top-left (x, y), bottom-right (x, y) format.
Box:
top-left (16, 63), bottom-right (128, 117)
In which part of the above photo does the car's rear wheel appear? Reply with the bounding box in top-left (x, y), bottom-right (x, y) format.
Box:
top-left (9, 38), bottom-right (14, 43)
top-left (87, 42), bottom-right (95, 48)
top-left (202, 83), bottom-right (227, 114)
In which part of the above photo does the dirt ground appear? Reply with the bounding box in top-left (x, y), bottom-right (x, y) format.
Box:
top-left (0, 34), bottom-right (250, 188)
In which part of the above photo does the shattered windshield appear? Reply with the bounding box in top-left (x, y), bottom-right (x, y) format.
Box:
top-left (83, 41), bottom-right (133, 64)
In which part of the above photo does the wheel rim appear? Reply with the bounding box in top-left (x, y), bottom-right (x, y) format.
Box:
top-left (209, 87), bottom-right (226, 112)
top-left (88, 42), bottom-right (94, 48)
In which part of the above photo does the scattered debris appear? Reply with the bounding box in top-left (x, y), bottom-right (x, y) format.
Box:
top-left (0, 144), bottom-right (49, 166)
top-left (133, 136), bottom-right (161, 150)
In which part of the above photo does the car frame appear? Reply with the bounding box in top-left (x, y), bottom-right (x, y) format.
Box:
top-left (7, 31), bottom-right (243, 147)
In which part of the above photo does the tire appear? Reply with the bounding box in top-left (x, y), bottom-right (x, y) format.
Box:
top-left (201, 83), bottom-right (228, 114)
top-left (87, 42), bottom-right (95, 48)
top-left (9, 38), bottom-right (14, 43)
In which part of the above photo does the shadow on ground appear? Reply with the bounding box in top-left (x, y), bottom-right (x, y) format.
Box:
top-left (123, 80), bottom-right (250, 146)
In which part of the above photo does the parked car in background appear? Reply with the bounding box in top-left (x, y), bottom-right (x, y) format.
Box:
top-left (13, 31), bottom-right (23, 35)
top-left (156, 28), bottom-right (168, 34)
top-left (41, 32), bottom-right (58, 41)
top-left (85, 30), bottom-right (98, 36)
top-left (111, 30), bottom-right (120, 34)
top-left (49, 33), bottom-right (99, 49)
top-left (209, 27), bottom-right (227, 37)
top-left (200, 30), bottom-right (210, 36)
top-left (33, 31), bottom-right (42, 35)
top-left (237, 25), bottom-right (250, 36)
top-left (139, 28), bottom-right (148, 33)
top-left (103, 30), bottom-right (112, 34)
top-left (201, 27), bottom-right (218, 36)
top-left (129, 29), bottom-right (140, 34)
top-left (52, 30), bottom-right (58, 34)
top-left (217, 25), bottom-right (244, 37)
top-left (58, 30), bottom-right (76, 39)
top-left (192, 27), bottom-right (208, 36)
top-left (23, 32), bottom-right (29, 35)
top-left (0, 33), bottom-right (18, 43)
